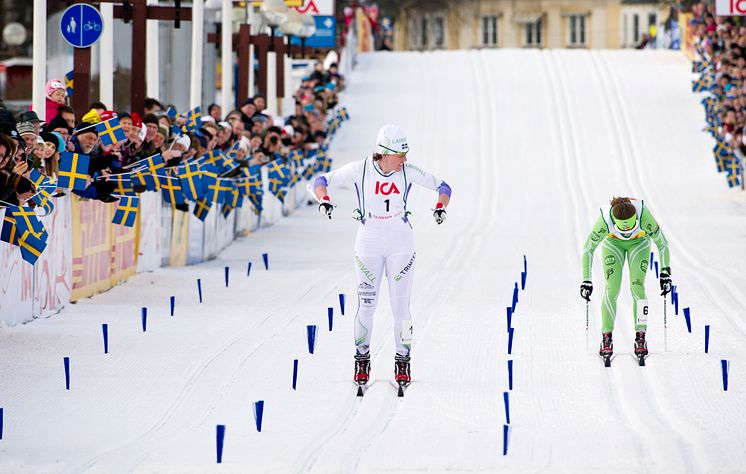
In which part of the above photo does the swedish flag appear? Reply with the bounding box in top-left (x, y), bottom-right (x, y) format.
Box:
top-left (109, 174), bottom-right (135, 196)
top-left (337, 107), bottom-right (349, 122)
top-left (65, 70), bottom-right (74, 96)
top-left (29, 186), bottom-right (55, 217)
top-left (314, 150), bottom-right (333, 174)
top-left (112, 196), bottom-right (140, 227)
top-left (131, 169), bottom-right (158, 191)
top-left (288, 150), bottom-right (304, 168)
top-left (713, 138), bottom-right (731, 172)
top-left (143, 153), bottom-right (165, 174)
top-left (185, 106), bottom-right (201, 124)
top-left (166, 106), bottom-right (178, 121)
top-left (28, 168), bottom-right (49, 188)
top-left (175, 162), bottom-right (204, 201)
top-left (193, 198), bottom-right (212, 221)
top-left (226, 142), bottom-right (240, 159)
top-left (58, 152), bottom-right (90, 190)
top-left (96, 117), bottom-right (127, 146)
top-left (692, 74), bottom-right (711, 93)
top-left (1, 206), bottom-right (48, 264)
top-left (160, 171), bottom-right (186, 206)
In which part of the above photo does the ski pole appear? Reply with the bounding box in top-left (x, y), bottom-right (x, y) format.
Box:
top-left (663, 297), bottom-right (667, 353)
top-left (585, 300), bottom-right (590, 352)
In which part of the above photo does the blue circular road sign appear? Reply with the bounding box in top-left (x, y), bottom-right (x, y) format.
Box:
top-left (60, 3), bottom-right (104, 48)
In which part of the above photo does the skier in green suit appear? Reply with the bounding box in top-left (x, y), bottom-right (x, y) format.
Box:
top-left (580, 197), bottom-right (672, 359)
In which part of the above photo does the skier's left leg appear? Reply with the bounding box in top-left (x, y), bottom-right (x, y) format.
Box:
top-left (627, 238), bottom-right (651, 331)
top-left (385, 251), bottom-right (417, 358)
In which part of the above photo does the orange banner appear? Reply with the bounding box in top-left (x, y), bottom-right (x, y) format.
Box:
top-left (71, 196), bottom-right (137, 301)
top-left (680, 13), bottom-right (696, 60)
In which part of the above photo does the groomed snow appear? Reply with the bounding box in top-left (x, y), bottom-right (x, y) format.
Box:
top-left (1, 49), bottom-right (745, 473)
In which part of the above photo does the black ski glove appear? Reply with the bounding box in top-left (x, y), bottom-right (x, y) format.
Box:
top-left (433, 204), bottom-right (447, 225)
top-left (660, 267), bottom-right (672, 296)
top-left (580, 281), bottom-right (593, 301)
top-left (318, 197), bottom-right (334, 219)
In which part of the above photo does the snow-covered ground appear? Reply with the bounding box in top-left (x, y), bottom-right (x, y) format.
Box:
top-left (1, 50), bottom-right (745, 473)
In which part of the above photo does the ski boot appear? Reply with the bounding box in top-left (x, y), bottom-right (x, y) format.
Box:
top-left (394, 354), bottom-right (411, 397)
top-left (634, 331), bottom-right (648, 366)
top-left (599, 332), bottom-right (613, 367)
top-left (354, 353), bottom-right (370, 396)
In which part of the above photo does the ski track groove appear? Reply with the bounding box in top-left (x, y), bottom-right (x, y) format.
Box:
top-left (296, 52), bottom-right (448, 473)
top-left (590, 49), bottom-right (705, 473)
top-left (544, 50), bottom-right (657, 470)
top-left (75, 267), bottom-right (348, 473)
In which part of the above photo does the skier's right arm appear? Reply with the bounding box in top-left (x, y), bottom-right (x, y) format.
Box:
top-left (312, 161), bottom-right (363, 218)
top-left (581, 215), bottom-right (608, 281)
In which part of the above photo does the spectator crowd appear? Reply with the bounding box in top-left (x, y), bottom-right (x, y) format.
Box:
top-left (688, 1), bottom-right (746, 186)
top-left (0, 61), bottom-right (346, 211)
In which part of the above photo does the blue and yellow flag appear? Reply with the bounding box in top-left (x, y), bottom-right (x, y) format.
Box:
top-left (175, 162), bottom-right (204, 201)
top-left (143, 153), bottom-right (165, 174)
top-left (96, 117), bottom-right (127, 146)
top-left (131, 169), bottom-right (158, 191)
top-left (193, 198), bottom-right (212, 221)
top-left (161, 175), bottom-right (186, 207)
top-left (29, 185), bottom-right (55, 217)
top-left (112, 196), bottom-right (140, 227)
top-left (204, 177), bottom-right (234, 204)
top-left (713, 138), bottom-right (731, 172)
top-left (337, 107), bottom-right (349, 122)
top-left (109, 174), bottom-right (135, 196)
top-left (65, 70), bottom-right (74, 97)
top-left (1, 206), bottom-right (48, 264)
top-left (28, 168), bottom-right (49, 188)
top-left (58, 152), bottom-right (90, 190)
top-left (314, 150), bottom-right (333, 174)
top-left (166, 106), bottom-right (178, 121)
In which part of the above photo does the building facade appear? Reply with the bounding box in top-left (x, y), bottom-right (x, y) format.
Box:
top-left (393, 0), bottom-right (667, 51)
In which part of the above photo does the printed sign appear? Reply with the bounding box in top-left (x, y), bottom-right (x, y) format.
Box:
top-left (717, 0), bottom-right (746, 16)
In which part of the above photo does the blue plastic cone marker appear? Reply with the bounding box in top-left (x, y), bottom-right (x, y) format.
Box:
top-left (102, 324), bottom-right (109, 354)
top-left (247, 261), bottom-right (252, 277)
top-left (292, 359), bottom-right (299, 390)
top-left (328, 307), bottom-right (334, 331)
top-left (654, 261), bottom-right (659, 279)
top-left (523, 254), bottom-right (527, 274)
top-left (502, 424), bottom-right (510, 455)
top-left (705, 325), bottom-right (711, 354)
top-left (0, 407), bottom-right (3, 439)
top-left (64, 357), bottom-right (70, 390)
top-left (520, 271), bottom-right (526, 291)
top-left (170, 296), bottom-right (175, 316)
top-left (507, 360), bottom-right (513, 391)
top-left (722, 359), bottom-right (729, 391)
top-left (197, 278), bottom-right (203, 303)
top-left (649, 252), bottom-right (654, 272)
top-left (254, 401), bottom-right (264, 432)
top-left (508, 327), bottom-right (515, 355)
top-left (683, 307), bottom-right (692, 333)
top-left (224, 266), bottom-right (230, 287)
top-left (141, 307), bottom-right (147, 332)
top-left (670, 285), bottom-right (676, 305)
top-left (306, 325), bottom-right (317, 354)
top-left (339, 293), bottom-right (346, 315)
top-left (216, 424), bottom-right (225, 463)
top-left (674, 292), bottom-right (679, 316)
top-left (506, 307), bottom-right (512, 333)
top-left (503, 391), bottom-right (510, 424)
top-left (262, 253), bottom-right (269, 270)
top-left (511, 283), bottom-right (519, 312)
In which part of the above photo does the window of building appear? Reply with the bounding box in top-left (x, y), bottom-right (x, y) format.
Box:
top-left (568, 14), bottom-right (586, 47)
top-left (408, 13), bottom-right (447, 50)
top-left (433, 16), bottom-right (445, 48)
top-left (481, 15), bottom-right (499, 47)
top-left (525, 18), bottom-right (542, 47)
top-left (633, 14), bottom-right (640, 44)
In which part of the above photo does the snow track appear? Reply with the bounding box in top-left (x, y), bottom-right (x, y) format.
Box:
top-left (1, 50), bottom-right (745, 472)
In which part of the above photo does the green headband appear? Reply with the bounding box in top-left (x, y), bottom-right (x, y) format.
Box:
top-left (613, 213), bottom-right (637, 231)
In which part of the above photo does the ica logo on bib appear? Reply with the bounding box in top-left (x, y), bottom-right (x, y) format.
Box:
top-left (375, 181), bottom-right (400, 195)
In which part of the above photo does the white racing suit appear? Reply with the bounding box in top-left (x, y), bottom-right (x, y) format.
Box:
top-left (317, 157), bottom-right (451, 357)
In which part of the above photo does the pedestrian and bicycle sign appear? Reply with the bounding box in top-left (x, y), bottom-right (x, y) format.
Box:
top-left (60, 3), bottom-right (103, 48)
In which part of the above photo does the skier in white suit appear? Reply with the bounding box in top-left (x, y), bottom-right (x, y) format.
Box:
top-left (313, 124), bottom-right (452, 389)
